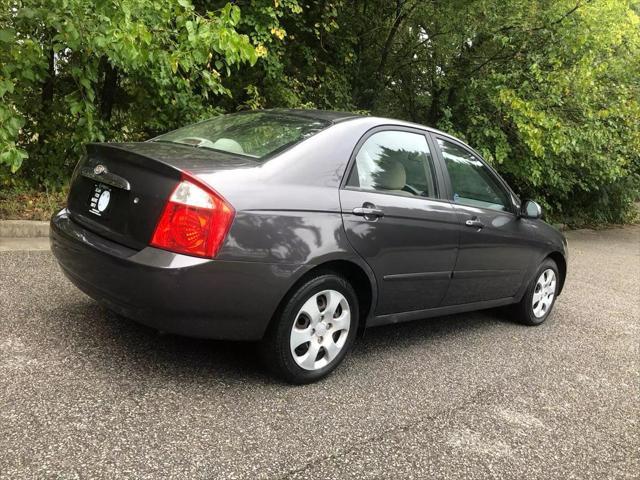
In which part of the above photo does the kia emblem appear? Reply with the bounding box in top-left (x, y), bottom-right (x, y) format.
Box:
top-left (94, 164), bottom-right (107, 175)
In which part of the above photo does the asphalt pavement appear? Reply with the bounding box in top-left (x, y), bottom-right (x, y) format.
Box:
top-left (1, 226), bottom-right (638, 479)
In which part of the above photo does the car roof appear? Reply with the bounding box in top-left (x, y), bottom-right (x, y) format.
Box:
top-left (357, 115), bottom-right (453, 137)
top-left (262, 109), bottom-right (452, 136)
top-left (263, 108), bottom-right (362, 123)
top-left (259, 108), bottom-right (471, 155)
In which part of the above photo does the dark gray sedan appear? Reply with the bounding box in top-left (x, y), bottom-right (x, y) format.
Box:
top-left (51, 109), bottom-right (568, 383)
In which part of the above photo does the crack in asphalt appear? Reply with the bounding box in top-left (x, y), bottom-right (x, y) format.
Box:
top-left (275, 382), bottom-right (508, 479)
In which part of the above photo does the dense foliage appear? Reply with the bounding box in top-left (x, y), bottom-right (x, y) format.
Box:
top-left (1, 0), bottom-right (639, 224)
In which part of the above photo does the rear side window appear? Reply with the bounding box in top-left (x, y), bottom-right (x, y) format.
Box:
top-left (152, 112), bottom-right (329, 160)
top-left (438, 139), bottom-right (510, 212)
top-left (347, 131), bottom-right (437, 198)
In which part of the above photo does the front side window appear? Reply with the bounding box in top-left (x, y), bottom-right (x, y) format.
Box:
top-left (438, 139), bottom-right (510, 212)
top-left (347, 131), bottom-right (436, 198)
top-left (152, 112), bottom-right (329, 160)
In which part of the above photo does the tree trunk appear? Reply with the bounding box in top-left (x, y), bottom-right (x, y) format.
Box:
top-left (37, 44), bottom-right (55, 151)
top-left (42, 47), bottom-right (55, 107)
top-left (100, 59), bottom-right (118, 122)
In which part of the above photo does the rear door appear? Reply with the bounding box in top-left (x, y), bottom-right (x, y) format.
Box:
top-left (340, 128), bottom-right (459, 316)
top-left (431, 135), bottom-right (533, 305)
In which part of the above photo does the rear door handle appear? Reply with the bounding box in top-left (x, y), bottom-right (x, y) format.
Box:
top-left (465, 218), bottom-right (484, 229)
top-left (353, 206), bottom-right (384, 220)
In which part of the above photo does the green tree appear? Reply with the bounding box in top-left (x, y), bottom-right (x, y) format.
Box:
top-left (0, 0), bottom-right (291, 186)
top-left (1, 0), bottom-right (638, 225)
top-left (235, 0), bottom-right (639, 224)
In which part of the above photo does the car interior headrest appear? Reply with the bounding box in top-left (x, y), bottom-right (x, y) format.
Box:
top-left (375, 160), bottom-right (406, 190)
top-left (211, 138), bottom-right (245, 154)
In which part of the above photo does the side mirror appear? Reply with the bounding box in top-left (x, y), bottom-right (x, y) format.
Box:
top-left (521, 200), bottom-right (543, 219)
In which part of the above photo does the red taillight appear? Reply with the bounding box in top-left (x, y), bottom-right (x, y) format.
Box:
top-left (150, 173), bottom-right (234, 258)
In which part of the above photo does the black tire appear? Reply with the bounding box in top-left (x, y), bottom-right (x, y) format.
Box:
top-left (261, 273), bottom-right (359, 384)
top-left (512, 258), bottom-right (560, 326)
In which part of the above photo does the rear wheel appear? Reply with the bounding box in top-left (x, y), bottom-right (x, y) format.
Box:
top-left (512, 258), bottom-right (559, 326)
top-left (262, 273), bottom-right (358, 384)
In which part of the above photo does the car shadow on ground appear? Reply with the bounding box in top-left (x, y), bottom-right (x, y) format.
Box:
top-left (48, 297), bottom-right (509, 386)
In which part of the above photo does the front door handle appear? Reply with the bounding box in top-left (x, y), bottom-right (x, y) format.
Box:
top-left (353, 205), bottom-right (384, 220)
top-left (465, 218), bottom-right (484, 229)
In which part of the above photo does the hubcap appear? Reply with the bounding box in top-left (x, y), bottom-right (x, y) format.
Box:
top-left (532, 269), bottom-right (556, 318)
top-left (290, 290), bottom-right (351, 371)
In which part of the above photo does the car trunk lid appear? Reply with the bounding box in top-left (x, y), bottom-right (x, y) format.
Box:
top-left (67, 142), bottom-right (256, 250)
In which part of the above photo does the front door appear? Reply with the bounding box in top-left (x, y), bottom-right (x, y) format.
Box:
top-left (340, 128), bottom-right (459, 316)
top-left (433, 136), bottom-right (533, 305)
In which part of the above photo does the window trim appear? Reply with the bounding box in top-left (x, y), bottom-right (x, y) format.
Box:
top-left (340, 125), bottom-right (444, 202)
top-left (430, 133), bottom-right (518, 216)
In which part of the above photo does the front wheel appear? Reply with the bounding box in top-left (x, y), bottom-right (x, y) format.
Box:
top-left (261, 273), bottom-right (359, 384)
top-left (512, 258), bottom-right (559, 326)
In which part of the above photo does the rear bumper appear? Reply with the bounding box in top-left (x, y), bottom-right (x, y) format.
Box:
top-left (50, 209), bottom-right (308, 340)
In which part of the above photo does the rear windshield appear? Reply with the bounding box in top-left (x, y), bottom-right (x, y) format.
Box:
top-left (151, 112), bottom-right (329, 160)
